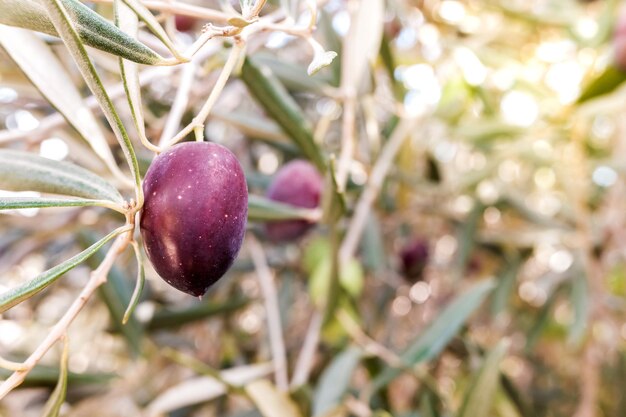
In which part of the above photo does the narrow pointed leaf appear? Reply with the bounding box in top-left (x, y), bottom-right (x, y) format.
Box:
top-left (0, 149), bottom-right (124, 203)
top-left (212, 111), bottom-right (290, 144)
top-left (370, 279), bottom-right (495, 392)
top-left (40, 337), bottom-right (69, 417)
top-left (78, 231), bottom-right (143, 356)
top-left (121, 0), bottom-right (185, 60)
top-left (147, 364), bottom-right (273, 415)
top-left (246, 379), bottom-right (304, 417)
top-left (491, 255), bottom-right (523, 315)
top-left (123, 243), bottom-right (145, 325)
top-left (241, 57), bottom-right (326, 171)
top-left (313, 347), bottom-right (362, 417)
top-left (577, 65), bottom-right (626, 104)
top-left (322, 157), bottom-right (347, 224)
top-left (340, 0), bottom-right (384, 91)
top-left (252, 54), bottom-right (334, 94)
top-left (147, 297), bottom-right (249, 330)
top-left (0, 197), bottom-right (122, 212)
top-left (240, 0), bottom-right (256, 17)
top-left (0, 26), bottom-right (128, 182)
top-left (0, 365), bottom-right (113, 387)
top-left (0, 0), bottom-right (167, 65)
top-left (42, 0), bottom-right (143, 198)
top-left (458, 341), bottom-right (508, 417)
top-left (248, 195), bottom-right (319, 222)
top-left (401, 279), bottom-right (495, 362)
top-left (0, 227), bottom-right (127, 313)
top-left (453, 202), bottom-right (484, 281)
top-left (569, 271), bottom-right (589, 345)
top-left (115, 0), bottom-right (149, 145)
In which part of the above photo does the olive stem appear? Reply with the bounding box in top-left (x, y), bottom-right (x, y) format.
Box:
top-left (336, 89), bottom-right (356, 189)
top-left (0, 66), bottom-right (168, 148)
top-left (157, 62), bottom-right (198, 148)
top-left (0, 225), bottom-right (133, 399)
top-left (339, 117), bottom-right (417, 264)
top-left (87, 0), bottom-right (233, 23)
top-left (0, 356), bottom-right (28, 372)
top-left (336, 309), bottom-right (402, 367)
top-left (248, 236), bottom-right (289, 392)
top-left (290, 310), bottom-right (322, 388)
top-left (163, 41), bottom-right (245, 149)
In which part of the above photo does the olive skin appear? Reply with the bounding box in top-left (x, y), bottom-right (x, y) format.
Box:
top-left (140, 142), bottom-right (248, 296)
top-left (175, 15), bottom-right (196, 32)
top-left (616, 8), bottom-right (626, 70)
top-left (265, 160), bottom-right (323, 242)
top-left (399, 238), bottom-right (430, 282)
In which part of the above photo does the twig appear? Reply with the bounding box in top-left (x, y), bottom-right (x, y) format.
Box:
top-left (0, 66), bottom-right (169, 145)
top-left (163, 41), bottom-right (245, 149)
top-left (160, 347), bottom-right (246, 396)
top-left (337, 310), bottom-right (402, 367)
top-left (87, 0), bottom-right (232, 23)
top-left (0, 225), bottom-right (133, 399)
top-left (567, 116), bottom-right (607, 417)
top-left (339, 117), bottom-right (416, 263)
top-left (0, 356), bottom-right (28, 372)
top-left (248, 236), bottom-right (289, 392)
top-left (158, 62), bottom-right (197, 147)
top-left (336, 91), bottom-right (356, 189)
top-left (290, 310), bottom-right (322, 388)
top-left (573, 344), bottom-right (600, 417)
top-left (345, 396), bottom-right (373, 417)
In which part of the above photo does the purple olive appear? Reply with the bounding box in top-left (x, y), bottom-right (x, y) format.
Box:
top-left (175, 14), bottom-right (196, 32)
top-left (140, 142), bottom-right (248, 297)
top-left (399, 238), bottom-right (430, 282)
top-left (265, 160), bottom-right (323, 242)
top-left (615, 8), bottom-right (626, 70)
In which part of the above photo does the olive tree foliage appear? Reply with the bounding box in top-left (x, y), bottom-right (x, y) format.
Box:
top-left (1, 0), bottom-right (626, 416)
top-left (0, 0), bottom-right (335, 408)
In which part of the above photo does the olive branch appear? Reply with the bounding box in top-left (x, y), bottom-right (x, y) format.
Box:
top-left (0, 0), bottom-right (335, 401)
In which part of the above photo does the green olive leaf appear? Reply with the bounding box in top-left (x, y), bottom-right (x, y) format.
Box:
top-left (458, 340), bottom-right (509, 417)
top-left (0, 26), bottom-right (130, 184)
top-left (369, 279), bottom-right (496, 393)
top-left (313, 347), bottom-right (362, 417)
top-left (248, 195), bottom-right (320, 222)
top-left (241, 57), bottom-right (326, 171)
top-left (147, 297), bottom-right (249, 330)
top-left (0, 149), bottom-right (124, 203)
top-left (121, 0), bottom-right (186, 61)
top-left (0, 197), bottom-right (123, 213)
top-left (245, 379), bottom-right (304, 417)
top-left (577, 65), bottom-right (626, 104)
top-left (0, 227), bottom-right (128, 314)
top-left (0, 0), bottom-right (168, 65)
top-left (40, 337), bottom-right (70, 417)
top-left (122, 242), bottom-right (145, 325)
top-left (251, 54), bottom-right (335, 95)
top-left (115, 1), bottom-right (148, 144)
top-left (41, 0), bottom-right (143, 199)
top-left (340, 0), bottom-right (384, 92)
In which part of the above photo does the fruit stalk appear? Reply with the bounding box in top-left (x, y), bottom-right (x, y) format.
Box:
top-left (0, 225), bottom-right (133, 399)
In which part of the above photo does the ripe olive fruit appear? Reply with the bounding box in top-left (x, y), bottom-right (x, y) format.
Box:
top-left (265, 160), bottom-right (323, 242)
top-left (140, 142), bottom-right (248, 297)
top-left (615, 8), bottom-right (626, 70)
top-left (175, 14), bottom-right (196, 32)
top-left (399, 238), bottom-right (430, 282)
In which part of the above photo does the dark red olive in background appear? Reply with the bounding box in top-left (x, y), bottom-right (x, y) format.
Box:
top-left (175, 14), bottom-right (196, 32)
top-left (265, 160), bottom-right (323, 242)
top-left (615, 7), bottom-right (626, 70)
top-left (140, 142), bottom-right (248, 297)
top-left (399, 238), bottom-right (430, 282)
